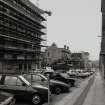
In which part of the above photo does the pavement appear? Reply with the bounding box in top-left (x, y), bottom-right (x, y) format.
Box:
top-left (54, 74), bottom-right (95, 105)
top-left (43, 78), bottom-right (83, 105)
top-left (54, 71), bottom-right (105, 105)
top-left (83, 71), bottom-right (105, 105)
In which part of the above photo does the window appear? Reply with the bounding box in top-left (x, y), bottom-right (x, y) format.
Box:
top-left (25, 74), bottom-right (44, 83)
top-left (4, 76), bottom-right (23, 86)
top-left (48, 52), bottom-right (50, 57)
top-left (16, 78), bottom-right (23, 86)
top-left (28, 64), bottom-right (31, 70)
top-left (33, 75), bottom-right (42, 82)
top-left (4, 76), bottom-right (17, 85)
top-left (0, 75), bottom-right (6, 85)
top-left (19, 64), bottom-right (22, 70)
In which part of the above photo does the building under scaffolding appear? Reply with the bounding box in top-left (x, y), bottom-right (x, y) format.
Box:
top-left (100, 0), bottom-right (105, 78)
top-left (0, 0), bottom-right (47, 73)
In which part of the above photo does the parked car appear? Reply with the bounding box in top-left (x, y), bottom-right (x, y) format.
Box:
top-left (24, 73), bottom-right (70, 95)
top-left (0, 91), bottom-right (15, 105)
top-left (44, 71), bottom-right (76, 87)
top-left (67, 70), bottom-right (78, 78)
top-left (77, 72), bottom-right (90, 78)
top-left (0, 74), bottom-right (49, 105)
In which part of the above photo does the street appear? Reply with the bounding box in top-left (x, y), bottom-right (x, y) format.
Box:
top-left (0, 0), bottom-right (103, 105)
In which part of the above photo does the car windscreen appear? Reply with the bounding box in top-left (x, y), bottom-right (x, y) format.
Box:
top-left (24, 74), bottom-right (48, 84)
top-left (60, 73), bottom-right (70, 78)
top-left (19, 76), bottom-right (31, 86)
top-left (38, 74), bottom-right (47, 80)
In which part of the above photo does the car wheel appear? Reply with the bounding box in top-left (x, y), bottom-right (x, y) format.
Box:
top-left (32, 94), bottom-right (42, 105)
top-left (54, 86), bottom-right (62, 95)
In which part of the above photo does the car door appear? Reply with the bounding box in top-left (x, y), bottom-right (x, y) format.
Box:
top-left (0, 75), bottom-right (19, 94)
top-left (0, 75), bottom-right (28, 97)
top-left (33, 74), bottom-right (48, 87)
top-left (52, 74), bottom-right (62, 81)
top-left (54, 74), bottom-right (67, 83)
top-left (14, 76), bottom-right (33, 98)
top-left (38, 75), bottom-right (48, 87)
top-left (34, 75), bottom-right (47, 86)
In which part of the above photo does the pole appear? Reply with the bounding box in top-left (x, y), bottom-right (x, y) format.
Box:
top-left (47, 74), bottom-right (50, 105)
top-left (42, 10), bottom-right (52, 105)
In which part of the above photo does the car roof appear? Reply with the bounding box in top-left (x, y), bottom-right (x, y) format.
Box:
top-left (0, 73), bottom-right (21, 76)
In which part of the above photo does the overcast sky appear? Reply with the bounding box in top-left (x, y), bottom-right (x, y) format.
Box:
top-left (30, 0), bottom-right (101, 60)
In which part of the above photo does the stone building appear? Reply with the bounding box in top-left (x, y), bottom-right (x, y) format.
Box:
top-left (71, 52), bottom-right (90, 70)
top-left (45, 43), bottom-right (71, 70)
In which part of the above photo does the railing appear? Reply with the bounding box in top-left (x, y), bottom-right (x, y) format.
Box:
top-left (41, 21), bottom-right (47, 27)
top-left (0, 9), bottom-right (45, 35)
top-left (0, 44), bottom-right (41, 53)
top-left (0, 24), bottom-right (43, 45)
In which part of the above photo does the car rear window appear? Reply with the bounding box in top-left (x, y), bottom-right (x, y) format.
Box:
top-left (4, 76), bottom-right (23, 86)
top-left (26, 74), bottom-right (42, 82)
top-left (4, 76), bottom-right (18, 85)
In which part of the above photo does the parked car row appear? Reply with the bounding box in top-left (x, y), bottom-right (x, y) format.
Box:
top-left (24, 73), bottom-right (70, 95)
top-left (0, 72), bottom-right (72, 105)
top-left (0, 69), bottom-right (94, 105)
top-left (43, 71), bottom-right (76, 87)
top-left (0, 74), bottom-right (49, 105)
top-left (67, 70), bottom-right (95, 78)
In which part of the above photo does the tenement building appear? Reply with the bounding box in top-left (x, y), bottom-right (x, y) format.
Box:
top-left (100, 0), bottom-right (105, 78)
top-left (45, 43), bottom-right (72, 70)
top-left (0, 0), bottom-right (46, 73)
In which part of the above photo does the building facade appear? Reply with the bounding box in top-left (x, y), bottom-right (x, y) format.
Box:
top-left (45, 43), bottom-right (71, 70)
top-left (100, 0), bottom-right (105, 78)
top-left (71, 52), bottom-right (90, 70)
top-left (0, 0), bottom-right (46, 73)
